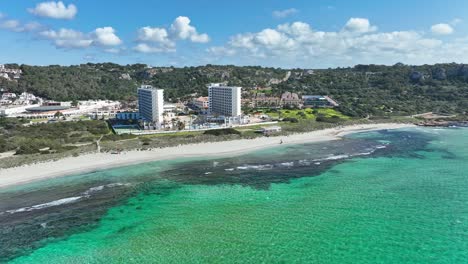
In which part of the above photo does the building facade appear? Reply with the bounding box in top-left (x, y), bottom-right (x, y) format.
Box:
top-left (116, 111), bottom-right (140, 120)
top-left (208, 83), bottom-right (241, 117)
top-left (137, 85), bottom-right (164, 126)
top-left (281, 92), bottom-right (301, 107)
top-left (193, 96), bottom-right (209, 110)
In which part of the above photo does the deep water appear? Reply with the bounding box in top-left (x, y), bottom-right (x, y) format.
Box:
top-left (1, 127), bottom-right (467, 263)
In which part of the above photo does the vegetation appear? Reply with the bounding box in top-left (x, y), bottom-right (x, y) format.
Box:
top-left (265, 108), bottom-right (349, 120)
top-left (1, 63), bottom-right (466, 117)
top-left (203, 128), bottom-right (241, 136)
top-left (0, 118), bottom-right (110, 155)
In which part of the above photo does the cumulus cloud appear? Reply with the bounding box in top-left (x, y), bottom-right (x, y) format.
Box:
top-left (39, 28), bottom-right (93, 48)
top-left (170, 16), bottom-right (210, 43)
top-left (344, 18), bottom-right (377, 33)
top-left (206, 18), bottom-right (466, 67)
top-left (431, 23), bottom-right (454, 35)
top-left (272, 8), bottom-right (298, 19)
top-left (137, 26), bottom-right (174, 48)
top-left (28, 1), bottom-right (77, 20)
top-left (93, 27), bottom-right (122, 46)
top-left (39, 27), bottom-right (123, 49)
top-left (134, 16), bottom-right (209, 53)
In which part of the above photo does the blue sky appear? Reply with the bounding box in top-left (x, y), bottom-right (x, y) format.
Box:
top-left (1, 0), bottom-right (468, 68)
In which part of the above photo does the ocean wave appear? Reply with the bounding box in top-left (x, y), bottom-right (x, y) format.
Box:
top-left (220, 145), bottom-right (385, 173)
top-left (82, 182), bottom-right (132, 197)
top-left (313, 154), bottom-right (349, 162)
top-left (236, 164), bottom-right (274, 170)
top-left (5, 196), bottom-right (83, 214)
top-left (279, 162), bottom-right (294, 167)
top-left (3, 182), bottom-right (132, 215)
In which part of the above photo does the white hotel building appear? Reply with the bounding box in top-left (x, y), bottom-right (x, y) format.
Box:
top-left (208, 83), bottom-right (241, 117)
top-left (137, 85), bottom-right (164, 126)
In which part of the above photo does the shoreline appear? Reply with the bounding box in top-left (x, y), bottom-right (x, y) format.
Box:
top-left (0, 123), bottom-right (414, 189)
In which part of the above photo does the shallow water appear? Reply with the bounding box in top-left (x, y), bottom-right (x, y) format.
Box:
top-left (1, 127), bottom-right (468, 263)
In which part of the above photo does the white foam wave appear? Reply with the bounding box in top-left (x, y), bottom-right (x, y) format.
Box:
top-left (3, 182), bottom-right (132, 215)
top-left (82, 182), bottom-right (131, 196)
top-left (5, 196), bottom-right (83, 214)
top-left (279, 162), bottom-right (294, 167)
top-left (313, 154), bottom-right (349, 162)
top-left (236, 164), bottom-right (274, 170)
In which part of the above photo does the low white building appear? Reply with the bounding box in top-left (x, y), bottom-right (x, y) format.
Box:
top-left (260, 126), bottom-right (282, 135)
top-left (0, 104), bottom-right (40, 116)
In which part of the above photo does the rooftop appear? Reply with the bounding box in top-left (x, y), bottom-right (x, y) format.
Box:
top-left (26, 105), bottom-right (71, 112)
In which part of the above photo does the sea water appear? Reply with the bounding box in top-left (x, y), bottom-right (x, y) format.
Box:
top-left (1, 127), bottom-right (467, 263)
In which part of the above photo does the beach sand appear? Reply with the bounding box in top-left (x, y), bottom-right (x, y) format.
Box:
top-left (0, 123), bottom-right (414, 188)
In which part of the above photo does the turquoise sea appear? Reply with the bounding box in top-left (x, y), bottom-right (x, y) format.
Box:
top-left (1, 127), bottom-right (467, 263)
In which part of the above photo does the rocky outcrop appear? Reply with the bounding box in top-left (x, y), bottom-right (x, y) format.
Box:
top-left (119, 73), bottom-right (131, 80)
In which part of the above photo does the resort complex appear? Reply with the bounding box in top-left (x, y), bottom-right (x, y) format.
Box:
top-left (2, 1), bottom-right (468, 263)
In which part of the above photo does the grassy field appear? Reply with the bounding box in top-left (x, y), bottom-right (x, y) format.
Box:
top-left (263, 108), bottom-right (350, 120)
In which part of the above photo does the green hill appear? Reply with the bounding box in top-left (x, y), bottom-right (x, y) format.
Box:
top-left (0, 63), bottom-right (467, 117)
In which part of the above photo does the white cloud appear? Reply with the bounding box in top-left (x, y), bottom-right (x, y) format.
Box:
top-left (0, 20), bottom-right (21, 31)
top-left (431, 23), bottom-right (454, 35)
top-left (0, 12), bottom-right (5, 19)
top-left (272, 8), bottom-right (298, 18)
top-left (206, 46), bottom-right (236, 56)
top-left (133, 43), bottom-right (175, 53)
top-left (104, 48), bottom-right (123, 54)
top-left (0, 19), bottom-right (43, 32)
top-left (134, 16), bottom-right (209, 53)
top-left (93, 27), bottom-right (122, 46)
top-left (39, 28), bottom-right (93, 48)
top-left (23, 22), bottom-right (44, 31)
top-left (170, 16), bottom-right (210, 43)
top-left (137, 26), bottom-right (174, 47)
top-left (206, 18), bottom-right (466, 68)
top-left (28, 1), bottom-right (77, 20)
top-left (344, 18), bottom-right (377, 33)
top-left (39, 27), bottom-right (123, 49)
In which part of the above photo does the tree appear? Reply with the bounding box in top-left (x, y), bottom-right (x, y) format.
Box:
top-left (177, 121), bottom-right (185, 130)
top-left (54, 111), bottom-right (63, 119)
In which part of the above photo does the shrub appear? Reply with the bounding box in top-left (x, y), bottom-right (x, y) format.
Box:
top-left (203, 128), bottom-right (241, 136)
top-left (282, 117), bottom-right (299, 123)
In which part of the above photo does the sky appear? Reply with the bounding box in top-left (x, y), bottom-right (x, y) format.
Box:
top-left (1, 0), bottom-right (468, 68)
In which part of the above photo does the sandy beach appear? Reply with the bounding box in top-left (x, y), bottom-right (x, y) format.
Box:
top-left (0, 123), bottom-right (414, 189)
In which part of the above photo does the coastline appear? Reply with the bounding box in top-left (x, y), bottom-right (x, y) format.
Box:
top-left (0, 123), bottom-right (414, 189)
